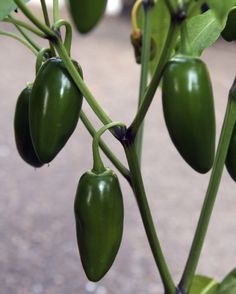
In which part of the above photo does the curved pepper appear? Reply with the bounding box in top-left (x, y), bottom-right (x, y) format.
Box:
top-left (14, 86), bottom-right (43, 168)
top-left (162, 55), bottom-right (216, 173)
top-left (67, 0), bottom-right (107, 34)
top-left (29, 57), bottom-right (83, 163)
top-left (74, 168), bottom-right (124, 282)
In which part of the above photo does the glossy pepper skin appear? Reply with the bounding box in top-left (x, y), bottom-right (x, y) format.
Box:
top-left (221, 7), bottom-right (236, 42)
top-left (67, 0), bottom-right (107, 34)
top-left (74, 168), bottom-right (124, 282)
top-left (14, 86), bottom-right (43, 168)
top-left (225, 125), bottom-right (236, 181)
top-left (29, 58), bottom-right (83, 163)
top-left (162, 55), bottom-right (216, 173)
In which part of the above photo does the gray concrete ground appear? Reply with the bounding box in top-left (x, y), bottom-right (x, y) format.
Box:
top-left (1, 8), bottom-right (236, 294)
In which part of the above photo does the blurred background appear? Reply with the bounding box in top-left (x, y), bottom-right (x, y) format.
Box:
top-left (1, 1), bottom-right (236, 294)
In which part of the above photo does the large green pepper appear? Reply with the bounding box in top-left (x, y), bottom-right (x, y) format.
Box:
top-left (225, 125), bottom-right (236, 181)
top-left (74, 168), bottom-right (124, 282)
top-left (29, 58), bottom-right (83, 163)
top-left (67, 0), bottom-right (107, 34)
top-left (14, 86), bottom-right (43, 168)
top-left (221, 7), bottom-right (236, 42)
top-left (162, 55), bottom-right (216, 173)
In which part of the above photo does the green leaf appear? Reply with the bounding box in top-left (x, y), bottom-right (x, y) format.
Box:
top-left (0, 0), bottom-right (30, 21)
top-left (215, 268), bottom-right (236, 294)
top-left (187, 10), bottom-right (222, 56)
top-left (207, 0), bottom-right (236, 26)
top-left (190, 275), bottom-right (219, 294)
top-left (138, 0), bottom-right (170, 75)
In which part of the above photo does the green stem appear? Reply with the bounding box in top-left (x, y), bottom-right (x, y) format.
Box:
top-left (180, 20), bottom-right (192, 55)
top-left (80, 111), bottom-right (131, 181)
top-left (40, 0), bottom-right (56, 56)
top-left (123, 141), bottom-right (176, 294)
top-left (40, 0), bottom-right (51, 27)
top-left (165, 0), bottom-right (177, 16)
top-left (135, 5), bottom-right (152, 163)
top-left (179, 93), bottom-right (236, 293)
top-left (13, 0), bottom-right (57, 39)
top-left (54, 41), bottom-right (113, 127)
top-left (9, 15), bottom-right (42, 52)
top-left (128, 21), bottom-right (179, 138)
top-left (53, 20), bottom-right (72, 56)
top-left (35, 48), bottom-right (52, 74)
top-left (92, 122), bottom-right (126, 173)
top-left (4, 17), bottom-right (46, 38)
top-left (53, 0), bottom-right (60, 23)
top-left (0, 30), bottom-right (38, 55)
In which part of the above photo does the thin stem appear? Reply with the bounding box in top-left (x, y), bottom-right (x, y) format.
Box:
top-left (53, 20), bottom-right (72, 56)
top-left (54, 41), bottom-right (113, 127)
top-left (128, 21), bottom-right (179, 138)
top-left (40, 0), bottom-right (56, 55)
top-left (80, 111), bottom-right (131, 181)
top-left (53, 0), bottom-right (60, 23)
top-left (123, 141), bottom-right (176, 294)
top-left (165, 0), bottom-right (176, 16)
top-left (131, 0), bottom-right (142, 34)
top-left (4, 17), bottom-right (46, 38)
top-left (179, 20), bottom-right (192, 55)
top-left (13, 0), bottom-right (57, 39)
top-left (35, 48), bottom-right (52, 74)
top-left (179, 94), bottom-right (236, 293)
top-left (0, 30), bottom-right (38, 55)
top-left (92, 122), bottom-right (126, 173)
top-left (135, 5), bottom-right (152, 163)
top-left (40, 0), bottom-right (51, 27)
top-left (9, 15), bottom-right (42, 52)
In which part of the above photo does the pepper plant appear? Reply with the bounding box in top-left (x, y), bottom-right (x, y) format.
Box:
top-left (1, 0), bottom-right (236, 293)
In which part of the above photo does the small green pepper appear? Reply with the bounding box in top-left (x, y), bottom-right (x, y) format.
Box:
top-left (74, 168), bottom-right (124, 282)
top-left (162, 55), bottom-right (216, 173)
top-left (29, 57), bottom-right (83, 163)
top-left (14, 86), bottom-right (43, 168)
top-left (67, 0), bottom-right (107, 34)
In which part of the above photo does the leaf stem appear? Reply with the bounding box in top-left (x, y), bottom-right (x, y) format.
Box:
top-left (135, 4), bottom-right (152, 163)
top-left (9, 15), bottom-right (42, 52)
top-left (53, 0), bottom-right (60, 23)
top-left (4, 17), bottom-right (46, 38)
top-left (179, 92), bottom-right (236, 293)
top-left (0, 30), bottom-right (38, 55)
top-left (40, 0), bottom-right (56, 55)
top-left (13, 0), bottom-right (57, 39)
top-left (80, 111), bottom-right (131, 182)
top-left (40, 0), bottom-right (51, 27)
top-left (128, 21), bottom-right (179, 139)
top-left (123, 141), bottom-right (176, 294)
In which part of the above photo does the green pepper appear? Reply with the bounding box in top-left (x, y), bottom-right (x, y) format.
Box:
top-left (225, 125), bottom-right (236, 181)
top-left (162, 55), bottom-right (216, 173)
top-left (67, 0), bottom-right (107, 34)
top-left (74, 168), bottom-right (124, 282)
top-left (221, 7), bottom-right (236, 42)
top-left (29, 57), bottom-right (83, 163)
top-left (14, 86), bottom-right (43, 168)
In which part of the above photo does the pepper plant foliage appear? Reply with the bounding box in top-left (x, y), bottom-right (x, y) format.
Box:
top-left (1, 0), bottom-right (236, 293)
